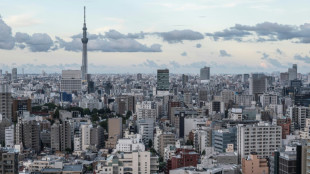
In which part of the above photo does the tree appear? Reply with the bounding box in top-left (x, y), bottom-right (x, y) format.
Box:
top-left (65, 148), bottom-right (72, 154)
top-left (148, 139), bottom-right (153, 148)
top-left (92, 108), bottom-right (98, 115)
top-left (99, 120), bottom-right (108, 131)
top-left (202, 150), bottom-right (206, 156)
top-left (53, 109), bottom-right (60, 119)
top-left (84, 108), bottom-right (91, 115)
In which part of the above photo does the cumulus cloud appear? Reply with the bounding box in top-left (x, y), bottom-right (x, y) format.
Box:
top-left (294, 54), bottom-right (310, 64)
top-left (0, 19), bottom-right (15, 49)
top-left (219, 50), bottom-right (231, 57)
top-left (15, 32), bottom-right (54, 52)
top-left (181, 52), bottom-right (187, 56)
top-left (56, 36), bottom-right (161, 52)
top-left (155, 30), bottom-right (204, 43)
top-left (206, 22), bottom-right (310, 43)
top-left (261, 53), bottom-right (285, 68)
top-left (196, 43), bottom-right (202, 48)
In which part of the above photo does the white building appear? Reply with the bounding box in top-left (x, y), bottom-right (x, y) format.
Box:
top-left (60, 70), bottom-right (82, 93)
top-left (230, 108), bottom-right (243, 121)
top-left (237, 122), bottom-right (282, 161)
top-left (154, 127), bottom-right (163, 153)
top-left (260, 93), bottom-right (278, 108)
top-left (81, 124), bottom-right (92, 151)
top-left (5, 125), bottom-right (14, 148)
top-left (116, 134), bottom-right (145, 152)
top-left (137, 118), bottom-right (154, 145)
top-left (136, 101), bottom-right (157, 120)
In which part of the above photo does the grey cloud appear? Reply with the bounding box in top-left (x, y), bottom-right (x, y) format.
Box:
top-left (15, 32), bottom-right (30, 43)
top-left (0, 19), bottom-right (15, 49)
top-left (219, 50), bottom-right (231, 57)
top-left (261, 53), bottom-right (285, 68)
top-left (56, 36), bottom-right (162, 52)
top-left (155, 30), bottom-right (204, 43)
top-left (196, 43), bottom-right (202, 48)
top-left (206, 22), bottom-right (310, 43)
top-left (15, 32), bottom-right (54, 52)
top-left (181, 52), bottom-right (187, 56)
top-left (294, 54), bottom-right (310, 64)
top-left (276, 48), bottom-right (283, 55)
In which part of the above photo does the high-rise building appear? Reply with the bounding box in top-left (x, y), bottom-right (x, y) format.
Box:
top-left (60, 70), bottom-right (82, 93)
top-left (237, 122), bottom-right (282, 162)
top-left (200, 66), bottom-right (210, 82)
top-left (22, 120), bottom-right (41, 153)
top-left (182, 74), bottom-right (188, 86)
top-left (249, 73), bottom-right (267, 98)
top-left (137, 118), bottom-right (154, 145)
top-left (288, 64), bottom-right (297, 81)
top-left (0, 115), bottom-right (12, 147)
top-left (0, 84), bottom-right (12, 120)
top-left (11, 68), bottom-right (17, 81)
top-left (5, 125), bottom-right (14, 148)
top-left (51, 120), bottom-right (72, 152)
top-left (159, 132), bottom-right (175, 156)
top-left (157, 69), bottom-right (170, 96)
top-left (12, 98), bottom-right (31, 122)
top-left (137, 73), bottom-right (142, 81)
top-left (81, 6), bottom-right (88, 80)
top-left (212, 127), bottom-right (237, 153)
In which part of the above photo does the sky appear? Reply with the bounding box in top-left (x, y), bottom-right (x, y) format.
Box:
top-left (1, 0), bottom-right (310, 74)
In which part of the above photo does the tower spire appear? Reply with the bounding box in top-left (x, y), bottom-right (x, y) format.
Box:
top-left (84, 6), bottom-right (86, 24)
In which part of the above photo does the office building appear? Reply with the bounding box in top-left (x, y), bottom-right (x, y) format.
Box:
top-left (22, 120), bottom-right (41, 153)
top-left (60, 70), bottom-right (82, 93)
top-left (200, 66), bottom-right (210, 82)
top-left (137, 118), bottom-right (154, 145)
top-left (237, 122), bottom-right (282, 162)
top-left (12, 98), bottom-right (31, 122)
top-left (159, 132), bottom-right (176, 157)
top-left (5, 125), bottom-right (14, 148)
top-left (11, 68), bottom-right (17, 81)
top-left (51, 120), bottom-right (72, 152)
top-left (249, 73), bottom-right (267, 97)
top-left (288, 64), bottom-right (297, 81)
top-left (212, 127), bottom-right (237, 153)
top-left (0, 84), bottom-right (12, 121)
top-left (157, 69), bottom-right (170, 96)
top-left (0, 115), bottom-right (11, 147)
top-left (108, 117), bottom-right (122, 138)
top-left (137, 73), bottom-right (142, 81)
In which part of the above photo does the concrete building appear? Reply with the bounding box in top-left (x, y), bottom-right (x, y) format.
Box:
top-left (108, 117), bottom-right (122, 138)
top-left (212, 127), bottom-right (237, 153)
top-left (242, 152), bottom-right (269, 174)
top-left (249, 73), bottom-right (267, 97)
top-left (116, 134), bottom-right (145, 152)
top-left (137, 118), bottom-right (154, 145)
top-left (22, 120), bottom-right (41, 153)
top-left (51, 120), bottom-right (72, 152)
top-left (60, 70), bottom-right (82, 93)
top-left (288, 64), bottom-right (297, 81)
top-left (200, 66), bottom-right (210, 82)
top-left (221, 89), bottom-right (235, 104)
top-left (12, 98), bottom-right (31, 122)
top-left (0, 148), bottom-right (19, 174)
top-left (5, 125), bottom-right (14, 148)
top-left (157, 69), bottom-right (170, 96)
top-left (159, 132), bottom-right (176, 157)
top-left (0, 114), bottom-right (11, 147)
top-left (136, 101), bottom-right (157, 120)
top-left (11, 68), bottom-right (17, 81)
top-left (287, 106), bottom-right (310, 131)
top-left (0, 84), bottom-right (12, 121)
top-left (260, 93), bottom-right (278, 109)
top-left (237, 122), bottom-right (282, 162)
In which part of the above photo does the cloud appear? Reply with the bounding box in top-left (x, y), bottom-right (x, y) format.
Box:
top-left (219, 50), bottom-right (231, 57)
top-left (155, 30), bottom-right (204, 43)
top-left (5, 14), bottom-right (40, 27)
top-left (206, 22), bottom-right (310, 43)
top-left (0, 19), bottom-right (15, 50)
top-left (196, 43), bottom-right (202, 48)
top-left (56, 36), bottom-right (162, 52)
top-left (261, 53), bottom-right (285, 68)
top-left (181, 52), bottom-right (187, 56)
top-left (15, 32), bottom-right (54, 52)
top-left (276, 48), bottom-right (282, 55)
top-left (294, 54), bottom-right (310, 64)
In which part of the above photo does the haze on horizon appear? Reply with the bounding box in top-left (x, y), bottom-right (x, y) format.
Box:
top-left (1, 0), bottom-right (310, 74)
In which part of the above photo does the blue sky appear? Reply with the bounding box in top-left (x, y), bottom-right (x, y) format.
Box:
top-left (1, 0), bottom-right (310, 74)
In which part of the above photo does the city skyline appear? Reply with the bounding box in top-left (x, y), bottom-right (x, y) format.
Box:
top-left (1, 0), bottom-right (310, 74)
